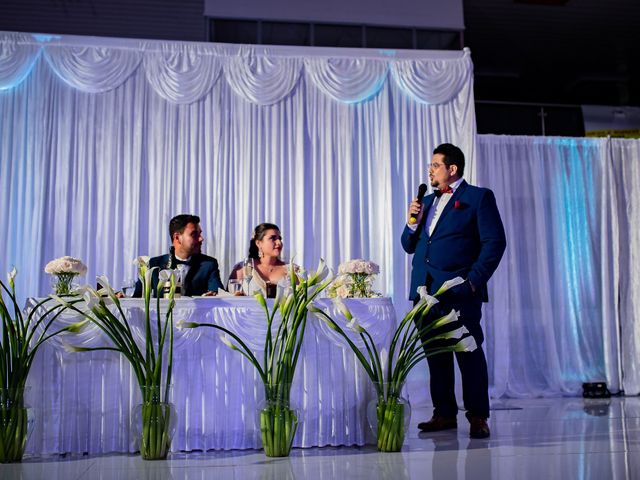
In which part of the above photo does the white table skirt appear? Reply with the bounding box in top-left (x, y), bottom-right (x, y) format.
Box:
top-left (24, 297), bottom-right (395, 454)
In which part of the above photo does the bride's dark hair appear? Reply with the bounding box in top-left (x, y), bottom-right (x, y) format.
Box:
top-left (248, 223), bottom-right (280, 259)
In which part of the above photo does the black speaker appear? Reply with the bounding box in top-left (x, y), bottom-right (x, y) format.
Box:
top-left (582, 382), bottom-right (611, 398)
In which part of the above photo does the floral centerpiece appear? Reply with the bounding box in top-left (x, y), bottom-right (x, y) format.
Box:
top-left (58, 257), bottom-right (177, 460)
top-left (328, 259), bottom-right (380, 298)
top-left (310, 277), bottom-right (476, 452)
top-left (0, 267), bottom-right (84, 463)
top-left (179, 259), bottom-right (333, 457)
top-left (44, 256), bottom-right (87, 296)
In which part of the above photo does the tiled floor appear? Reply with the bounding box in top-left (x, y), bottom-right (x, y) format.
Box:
top-left (2, 397), bottom-right (639, 479)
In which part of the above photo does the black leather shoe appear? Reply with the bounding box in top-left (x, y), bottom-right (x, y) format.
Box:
top-left (417, 416), bottom-right (457, 432)
top-left (469, 417), bottom-right (490, 439)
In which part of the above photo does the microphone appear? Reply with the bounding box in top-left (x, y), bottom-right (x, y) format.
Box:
top-left (408, 183), bottom-right (428, 225)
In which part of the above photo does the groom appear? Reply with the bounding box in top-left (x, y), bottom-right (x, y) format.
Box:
top-left (133, 214), bottom-right (224, 297)
top-left (401, 143), bottom-right (506, 439)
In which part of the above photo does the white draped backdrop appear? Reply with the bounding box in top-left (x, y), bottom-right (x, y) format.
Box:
top-left (1, 31), bottom-right (640, 403)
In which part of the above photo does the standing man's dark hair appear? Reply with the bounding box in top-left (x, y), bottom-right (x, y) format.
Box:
top-left (169, 214), bottom-right (201, 240)
top-left (433, 143), bottom-right (465, 178)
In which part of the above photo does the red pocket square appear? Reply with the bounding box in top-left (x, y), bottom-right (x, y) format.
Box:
top-left (454, 200), bottom-right (461, 209)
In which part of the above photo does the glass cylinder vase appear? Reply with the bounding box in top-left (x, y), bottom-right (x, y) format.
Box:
top-left (258, 384), bottom-right (298, 457)
top-left (51, 272), bottom-right (78, 296)
top-left (132, 385), bottom-right (177, 460)
top-left (0, 387), bottom-right (35, 463)
top-left (366, 383), bottom-right (411, 452)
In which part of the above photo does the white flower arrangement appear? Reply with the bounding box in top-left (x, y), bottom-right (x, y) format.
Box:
top-left (329, 259), bottom-right (381, 298)
top-left (44, 256), bottom-right (87, 295)
top-left (44, 256), bottom-right (87, 275)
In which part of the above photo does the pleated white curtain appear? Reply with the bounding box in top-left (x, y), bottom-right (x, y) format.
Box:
top-left (477, 135), bottom-right (640, 397)
top-left (0, 32), bottom-right (475, 327)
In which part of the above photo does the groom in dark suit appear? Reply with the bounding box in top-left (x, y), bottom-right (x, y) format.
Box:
top-left (401, 143), bottom-right (506, 439)
top-left (133, 214), bottom-right (224, 297)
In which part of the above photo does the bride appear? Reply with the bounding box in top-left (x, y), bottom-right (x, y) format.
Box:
top-left (228, 223), bottom-right (290, 297)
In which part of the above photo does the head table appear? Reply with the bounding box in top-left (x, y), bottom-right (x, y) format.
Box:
top-left (24, 296), bottom-right (395, 455)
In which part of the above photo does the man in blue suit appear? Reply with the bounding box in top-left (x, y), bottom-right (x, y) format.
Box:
top-left (133, 214), bottom-right (224, 297)
top-left (401, 143), bottom-right (506, 439)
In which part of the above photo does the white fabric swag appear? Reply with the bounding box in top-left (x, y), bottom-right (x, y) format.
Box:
top-left (0, 32), bottom-right (472, 106)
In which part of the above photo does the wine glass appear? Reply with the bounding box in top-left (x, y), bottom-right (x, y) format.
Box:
top-left (242, 258), bottom-right (253, 295)
top-left (121, 277), bottom-right (137, 297)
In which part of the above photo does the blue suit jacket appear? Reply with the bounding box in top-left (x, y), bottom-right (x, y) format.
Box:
top-left (401, 180), bottom-right (506, 302)
top-left (133, 253), bottom-right (224, 297)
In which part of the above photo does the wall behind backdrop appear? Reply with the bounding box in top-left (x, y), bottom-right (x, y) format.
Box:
top-left (2, 32), bottom-right (639, 401)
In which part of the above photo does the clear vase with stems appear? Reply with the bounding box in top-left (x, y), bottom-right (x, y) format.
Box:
top-left (258, 383), bottom-right (298, 457)
top-left (0, 387), bottom-right (34, 463)
top-left (132, 385), bottom-right (177, 460)
top-left (366, 382), bottom-right (411, 452)
top-left (310, 277), bottom-right (477, 452)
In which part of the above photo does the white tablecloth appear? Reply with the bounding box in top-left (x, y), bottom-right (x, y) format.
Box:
top-left (24, 297), bottom-right (395, 454)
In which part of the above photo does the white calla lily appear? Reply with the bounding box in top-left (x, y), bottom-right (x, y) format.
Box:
top-left (219, 334), bottom-right (237, 350)
top-left (416, 286), bottom-right (439, 309)
top-left (176, 320), bottom-right (198, 329)
top-left (431, 309), bottom-right (460, 329)
top-left (332, 296), bottom-right (353, 321)
top-left (346, 316), bottom-right (365, 333)
top-left (7, 266), bottom-right (17, 286)
top-left (434, 276), bottom-right (466, 296)
top-left (453, 335), bottom-right (477, 352)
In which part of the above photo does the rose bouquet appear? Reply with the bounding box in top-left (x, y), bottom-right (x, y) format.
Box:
top-left (44, 256), bottom-right (87, 296)
top-left (57, 257), bottom-right (177, 460)
top-left (179, 259), bottom-right (333, 457)
top-left (328, 259), bottom-right (380, 298)
top-left (310, 277), bottom-right (476, 452)
top-left (0, 267), bottom-right (84, 462)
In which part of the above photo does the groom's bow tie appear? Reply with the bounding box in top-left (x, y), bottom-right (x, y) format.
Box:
top-left (434, 186), bottom-right (453, 197)
top-left (174, 259), bottom-right (191, 266)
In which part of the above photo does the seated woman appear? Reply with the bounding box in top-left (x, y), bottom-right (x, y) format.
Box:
top-left (228, 223), bottom-right (290, 297)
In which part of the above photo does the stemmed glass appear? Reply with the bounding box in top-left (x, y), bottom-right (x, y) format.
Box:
top-left (242, 258), bottom-right (253, 295)
top-left (121, 277), bottom-right (137, 297)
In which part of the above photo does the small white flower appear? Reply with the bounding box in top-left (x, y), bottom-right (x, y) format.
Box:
top-left (336, 285), bottom-right (350, 298)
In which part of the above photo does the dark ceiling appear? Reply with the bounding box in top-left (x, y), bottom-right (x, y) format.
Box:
top-left (464, 0), bottom-right (640, 106)
top-left (1, 0), bottom-right (639, 107)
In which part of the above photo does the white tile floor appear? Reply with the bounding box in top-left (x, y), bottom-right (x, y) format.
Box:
top-left (2, 397), bottom-right (639, 480)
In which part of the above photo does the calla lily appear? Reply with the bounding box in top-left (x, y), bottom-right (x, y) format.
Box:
top-left (253, 291), bottom-right (267, 310)
top-left (219, 334), bottom-right (237, 350)
top-left (7, 266), bottom-right (17, 288)
top-left (176, 320), bottom-right (199, 329)
top-left (133, 256), bottom-right (150, 268)
top-left (157, 269), bottom-right (175, 290)
top-left (453, 335), bottom-right (477, 352)
top-left (82, 288), bottom-right (101, 310)
top-left (63, 343), bottom-right (90, 353)
top-left (434, 276), bottom-right (466, 296)
top-left (309, 258), bottom-right (329, 285)
top-left (50, 294), bottom-right (71, 308)
top-left (430, 309), bottom-right (460, 329)
top-left (436, 325), bottom-right (468, 340)
top-left (346, 316), bottom-right (365, 333)
top-left (416, 287), bottom-right (439, 311)
top-left (273, 279), bottom-right (292, 308)
top-left (66, 319), bottom-right (89, 333)
top-left (143, 266), bottom-right (157, 298)
top-left (332, 296), bottom-right (354, 321)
